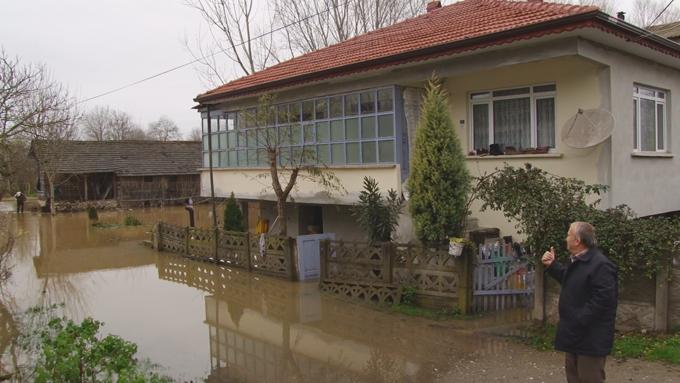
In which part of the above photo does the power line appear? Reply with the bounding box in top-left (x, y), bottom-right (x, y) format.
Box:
top-left (78, 0), bottom-right (357, 105)
top-left (630, 0), bottom-right (677, 43)
top-left (649, 0), bottom-right (676, 27)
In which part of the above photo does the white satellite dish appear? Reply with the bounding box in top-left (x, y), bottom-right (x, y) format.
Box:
top-left (561, 108), bottom-right (615, 148)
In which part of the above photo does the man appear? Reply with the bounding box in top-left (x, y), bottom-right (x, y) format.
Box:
top-left (542, 222), bottom-right (618, 383)
top-left (14, 191), bottom-right (26, 213)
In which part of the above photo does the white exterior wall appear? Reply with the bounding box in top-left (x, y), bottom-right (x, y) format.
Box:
top-left (578, 39), bottom-right (680, 217)
top-left (200, 35), bottom-right (680, 240)
top-left (447, 56), bottom-right (609, 236)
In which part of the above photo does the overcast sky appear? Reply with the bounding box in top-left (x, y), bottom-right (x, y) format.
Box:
top-left (1, 0), bottom-right (638, 138)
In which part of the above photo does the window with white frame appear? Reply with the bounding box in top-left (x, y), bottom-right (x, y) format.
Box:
top-left (633, 85), bottom-right (667, 152)
top-left (470, 84), bottom-right (556, 153)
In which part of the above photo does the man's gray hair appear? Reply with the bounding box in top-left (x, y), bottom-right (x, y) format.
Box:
top-left (571, 221), bottom-right (597, 248)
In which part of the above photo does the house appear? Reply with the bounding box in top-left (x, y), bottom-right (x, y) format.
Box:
top-left (31, 140), bottom-right (201, 209)
top-left (647, 21), bottom-right (680, 43)
top-left (192, 0), bottom-right (680, 240)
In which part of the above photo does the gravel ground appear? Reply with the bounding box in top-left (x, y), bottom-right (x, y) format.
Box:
top-left (437, 339), bottom-right (680, 382)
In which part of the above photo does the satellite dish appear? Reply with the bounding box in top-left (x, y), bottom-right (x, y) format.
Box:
top-left (561, 108), bottom-right (615, 148)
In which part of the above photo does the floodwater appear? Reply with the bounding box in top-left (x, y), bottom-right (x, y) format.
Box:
top-left (0, 202), bottom-right (534, 382)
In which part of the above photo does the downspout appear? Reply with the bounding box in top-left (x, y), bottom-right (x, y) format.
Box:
top-left (206, 106), bottom-right (218, 228)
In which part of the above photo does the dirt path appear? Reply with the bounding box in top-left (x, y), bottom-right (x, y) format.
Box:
top-left (439, 338), bottom-right (680, 382)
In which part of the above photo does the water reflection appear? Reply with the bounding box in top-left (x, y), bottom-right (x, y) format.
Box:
top-left (157, 255), bottom-right (522, 383)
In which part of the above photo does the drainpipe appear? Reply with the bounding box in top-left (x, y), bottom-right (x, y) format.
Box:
top-left (206, 106), bottom-right (218, 229)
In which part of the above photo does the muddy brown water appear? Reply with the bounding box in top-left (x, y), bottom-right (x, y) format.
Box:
top-left (1, 203), bottom-right (678, 382)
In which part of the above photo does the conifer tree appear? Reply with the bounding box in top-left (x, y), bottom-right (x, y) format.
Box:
top-left (408, 77), bottom-right (470, 243)
top-left (223, 192), bottom-right (245, 232)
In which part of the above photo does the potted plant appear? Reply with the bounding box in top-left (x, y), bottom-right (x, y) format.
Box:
top-left (448, 237), bottom-right (466, 257)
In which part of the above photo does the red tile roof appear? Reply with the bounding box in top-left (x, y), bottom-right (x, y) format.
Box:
top-left (193, 0), bottom-right (628, 102)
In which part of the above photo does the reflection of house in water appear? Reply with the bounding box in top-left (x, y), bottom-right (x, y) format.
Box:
top-left (157, 255), bottom-right (516, 383)
top-left (33, 214), bottom-right (156, 278)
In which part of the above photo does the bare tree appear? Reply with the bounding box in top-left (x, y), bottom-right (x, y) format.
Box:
top-left (0, 139), bottom-right (37, 196)
top-left (30, 92), bottom-right (79, 215)
top-left (186, 0), bottom-right (426, 85)
top-left (631, 0), bottom-right (680, 28)
top-left (127, 126), bottom-right (148, 140)
top-left (107, 110), bottom-right (141, 140)
top-left (147, 116), bottom-right (181, 141)
top-left (80, 106), bottom-right (141, 141)
top-left (185, 0), bottom-right (278, 85)
top-left (187, 127), bottom-right (202, 141)
top-left (0, 49), bottom-right (72, 143)
top-left (246, 95), bottom-right (343, 235)
top-left (80, 106), bottom-right (110, 141)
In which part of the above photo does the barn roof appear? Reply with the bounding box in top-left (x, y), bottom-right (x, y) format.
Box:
top-left (31, 140), bottom-right (202, 176)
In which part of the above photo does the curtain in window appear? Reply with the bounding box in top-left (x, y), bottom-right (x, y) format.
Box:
top-left (536, 98), bottom-right (555, 148)
top-left (472, 104), bottom-right (489, 151)
top-left (494, 98), bottom-right (531, 149)
top-left (657, 104), bottom-right (664, 150)
top-left (640, 99), bottom-right (656, 151)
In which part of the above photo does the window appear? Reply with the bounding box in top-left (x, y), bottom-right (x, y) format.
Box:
top-left (202, 87), bottom-right (398, 168)
top-left (633, 85), bottom-right (667, 152)
top-left (470, 84), bottom-right (556, 153)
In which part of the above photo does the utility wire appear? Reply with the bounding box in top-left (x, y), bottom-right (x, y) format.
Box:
top-left (630, 0), bottom-right (677, 43)
top-left (78, 0), bottom-right (357, 105)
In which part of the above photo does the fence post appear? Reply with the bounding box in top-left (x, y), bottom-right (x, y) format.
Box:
top-left (185, 227), bottom-right (191, 255)
top-left (382, 242), bottom-right (394, 284)
top-left (320, 239), bottom-right (329, 281)
top-left (456, 247), bottom-right (474, 315)
top-left (654, 260), bottom-right (671, 332)
top-left (533, 260), bottom-right (546, 323)
top-left (152, 223), bottom-right (161, 251)
top-left (288, 237), bottom-right (297, 281)
top-left (245, 232), bottom-right (252, 272)
top-left (214, 228), bottom-right (219, 261)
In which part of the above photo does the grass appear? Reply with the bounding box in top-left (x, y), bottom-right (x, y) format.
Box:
top-left (614, 332), bottom-right (680, 364)
top-left (520, 324), bottom-right (680, 365)
top-left (124, 215), bottom-right (142, 226)
top-left (91, 222), bottom-right (121, 229)
top-left (388, 303), bottom-right (462, 321)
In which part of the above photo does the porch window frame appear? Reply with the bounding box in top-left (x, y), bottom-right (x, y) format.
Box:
top-left (202, 86), bottom-right (400, 169)
top-left (468, 83), bottom-right (557, 153)
top-left (633, 84), bottom-right (667, 153)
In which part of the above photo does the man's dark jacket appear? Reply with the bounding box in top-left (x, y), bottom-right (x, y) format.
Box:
top-left (546, 248), bottom-right (618, 356)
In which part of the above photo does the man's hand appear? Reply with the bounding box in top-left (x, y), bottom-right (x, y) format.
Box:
top-left (541, 246), bottom-right (555, 267)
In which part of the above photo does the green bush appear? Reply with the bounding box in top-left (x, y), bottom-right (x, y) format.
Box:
top-left (223, 192), bottom-right (245, 232)
top-left (352, 177), bottom-right (403, 243)
top-left (476, 164), bottom-right (680, 279)
top-left (34, 317), bottom-right (172, 382)
top-left (408, 77), bottom-right (470, 243)
top-left (124, 215), bottom-right (142, 226)
top-left (400, 285), bottom-right (418, 305)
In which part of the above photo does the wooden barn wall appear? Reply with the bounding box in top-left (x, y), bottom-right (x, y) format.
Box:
top-left (117, 174), bottom-right (199, 203)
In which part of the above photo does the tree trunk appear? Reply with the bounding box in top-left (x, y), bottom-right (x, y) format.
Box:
top-left (277, 198), bottom-right (287, 236)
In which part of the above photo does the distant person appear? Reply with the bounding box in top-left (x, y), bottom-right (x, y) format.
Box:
top-left (14, 191), bottom-right (26, 213)
top-left (184, 197), bottom-right (195, 227)
top-left (542, 222), bottom-right (618, 383)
